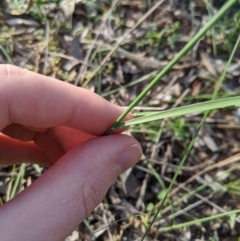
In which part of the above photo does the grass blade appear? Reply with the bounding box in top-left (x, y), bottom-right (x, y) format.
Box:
top-left (9, 164), bottom-right (26, 200)
top-left (159, 209), bottom-right (240, 232)
top-left (6, 165), bottom-right (16, 202)
top-left (76, 0), bottom-right (120, 86)
top-left (102, 71), bottom-right (158, 97)
top-left (140, 32), bottom-right (240, 241)
top-left (114, 96), bottom-right (240, 129)
top-left (105, 0), bottom-right (238, 134)
top-left (0, 43), bottom-right (14, 64)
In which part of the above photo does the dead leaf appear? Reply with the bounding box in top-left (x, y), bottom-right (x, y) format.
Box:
top-left (200, 52), bottom-right (218, 76)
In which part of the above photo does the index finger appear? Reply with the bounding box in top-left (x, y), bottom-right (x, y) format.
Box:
top-left (0, 65), bottom-right (129, 135)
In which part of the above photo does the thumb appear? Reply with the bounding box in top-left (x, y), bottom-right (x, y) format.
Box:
top-left (0, 134), bottom-right (142, 241)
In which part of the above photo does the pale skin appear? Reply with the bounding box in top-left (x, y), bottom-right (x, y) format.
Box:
top-left (0, 64), bottom-right (142, 241)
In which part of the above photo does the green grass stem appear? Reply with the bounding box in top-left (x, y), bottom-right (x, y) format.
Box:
top-left (6, 165), bottom-right (16, 201)
top-left (146, 161), bottom-right (166, 190)
top-left (159, 209), bottom-right (240, 232)
top-left (105, 0), bottom-right (238, 135)
top-left (115, 96), bottom-right (240, 129)
top-left (9, 164), bottom-right (26, 200)
top-left (0, 43), bottom-right (14, 64)
top-left (140, 28), bottom-right (240, 241)
top-left (102, 71), bottom-right (158, 97)
top-left (83, 219), bottom-right (94, 235)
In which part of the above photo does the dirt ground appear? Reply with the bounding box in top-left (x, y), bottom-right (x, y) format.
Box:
top-left (1, 1), bottom-right (240, 240)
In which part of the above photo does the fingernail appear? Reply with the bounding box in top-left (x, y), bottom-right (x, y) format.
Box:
top-left (116, 143), bottom-right (142, 174)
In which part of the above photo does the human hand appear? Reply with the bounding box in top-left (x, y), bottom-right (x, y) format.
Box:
top-left (0, 65), bottom-right (142, 241)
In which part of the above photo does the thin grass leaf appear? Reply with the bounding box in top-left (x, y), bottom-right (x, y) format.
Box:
top-left (97, 52), bottom-right (103, 95)
top-left (146, 161), bottom-right (165, 190)
top-left (6, 165), bottom-right (16, 202)
top-left (133, 111), bottom-right (160, 117)
top-left (114, 96), bottom-right (240, 129)
top-left (140, 31), bottom-right (240, 241)
top-left (204, 0), bottom-right (218, 55)
top-left (160, 183), bottom-right (209, 216)
top-left (32, 164), bottom-right (42, 174)
top-left (9, 164), bottom-right (26, 200)
top-left (159, 209), bottom-right (240, 233)
top-left (105, 0), bottom-right (238, 135)
top-left (0, 43), bottom-right (14, 64)
top-left (83, 219), bottom-right (94, 235)
top-left (102, 71), bottom-right (158, 97)
top-left (160, 166), bottom-right (239, 221)
top-left (169, 91), bottom-right (239, 103)
top-left (75, 0), bottom-right (120, 86)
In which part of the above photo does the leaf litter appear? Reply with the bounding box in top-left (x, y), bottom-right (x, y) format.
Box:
top-left (0, 0), bottom-right (240, 240)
